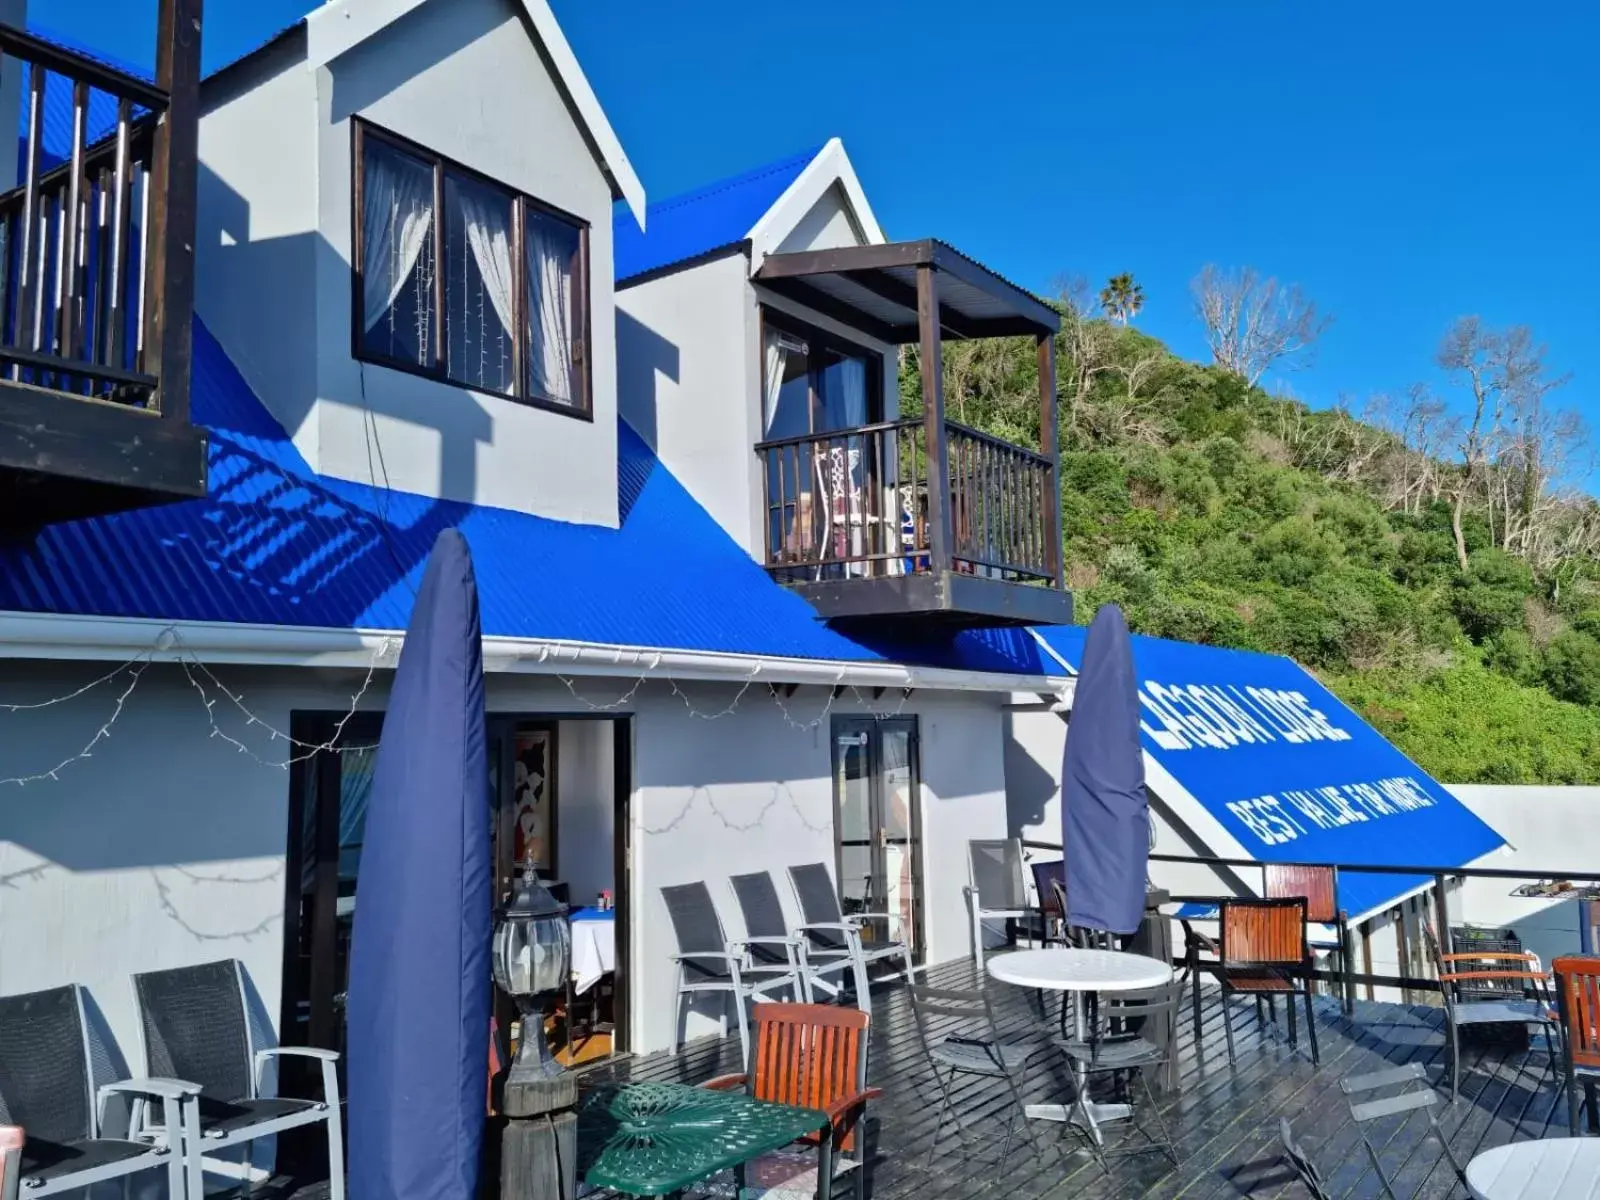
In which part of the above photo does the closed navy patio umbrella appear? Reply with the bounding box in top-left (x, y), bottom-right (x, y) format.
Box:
top-left (1062, 603), bottom-right (1150, 935)
top-left (346, 529), bottom-right (492, 1200)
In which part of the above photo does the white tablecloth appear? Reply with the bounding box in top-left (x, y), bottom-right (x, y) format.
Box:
top-left (1467, 1140), bottom-right (1600, 1200)
top-left (570, 915), bottom-right (616, 994)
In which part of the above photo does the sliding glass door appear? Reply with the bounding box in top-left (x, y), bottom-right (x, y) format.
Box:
top-left (832, 716), bottom-right (923, 964)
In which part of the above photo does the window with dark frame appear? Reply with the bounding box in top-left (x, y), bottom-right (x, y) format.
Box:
top-left (759, 308), bottom-right (884, 439)
top-left (352, 118), bottom-right (591, 416)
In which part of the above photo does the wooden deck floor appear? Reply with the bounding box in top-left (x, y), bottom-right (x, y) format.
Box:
top-left (579, 956), bottom-right (1582, 1199)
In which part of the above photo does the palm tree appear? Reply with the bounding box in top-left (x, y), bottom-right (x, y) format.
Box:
top-left (1099, 273), bottom-right (1144, 324)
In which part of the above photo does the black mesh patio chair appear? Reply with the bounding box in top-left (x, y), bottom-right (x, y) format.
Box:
top-left (661, 881), bottom-right (805, 1066)
top-left (132, 959), bottom-right (344, 1200)
top-left (965, 839), bottom-right (1042, 969)
top-left (729, 871), bottom-right (857, 1008)
top-left (788, 863), bottom-right (915, 1016)
top-left (907, 981), bottom-right (1051, 1167)
top-left (0, 984), bottom-right (202, 1198)
top-left (1279, 1118), bottom-right (1332, 1200)
top-left (1339, 1062), bottom-right (1467, 1200)
top-left (1056, 978), bottom-right (1182, 1170)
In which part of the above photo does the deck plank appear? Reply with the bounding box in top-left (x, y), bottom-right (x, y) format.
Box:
top-left (577, 957), bottom-right (1573, 1199)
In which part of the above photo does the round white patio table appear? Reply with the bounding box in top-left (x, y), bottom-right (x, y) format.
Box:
top-left (1466, 1139), bottom-right (1600, 1200)
top-left (986, 947), bottom-right (1173, 1143)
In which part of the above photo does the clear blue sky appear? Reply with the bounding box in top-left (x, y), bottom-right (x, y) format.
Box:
top-left (34, 0), bottom-right (1599, 477)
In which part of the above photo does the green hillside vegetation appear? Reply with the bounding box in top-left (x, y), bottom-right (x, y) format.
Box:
top-left (900, 282), bottom-right (1600, 783)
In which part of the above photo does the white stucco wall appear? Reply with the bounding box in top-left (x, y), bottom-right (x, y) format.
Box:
top-left (775, 184), bottom-right (864, 254)
top-left (616, 219), bottom-right (899, 566)
top-left (1, 657), bottom-right (1013, 1064)
top-left (197, 0), bottom-right (621, 525)
top-left (617, 253), bottom-right (761, 551)
top-left (199, 38), bottom-right (323, 466)
top-left (0, 662), bottom-right (306, 1066)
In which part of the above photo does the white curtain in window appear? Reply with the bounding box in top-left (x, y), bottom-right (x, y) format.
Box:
top-left (457, 190), bottom-right (515, 341)
top-left (526, 216), bottom-right (575, 404)
top-left (362, 145), bottom-right (434, 334)
top-left (838, 357), bottom-right (868, 428)
top-left (454, 182), bottom-right (516, 393)
top-left (762, 328), bottom-right (788, 435)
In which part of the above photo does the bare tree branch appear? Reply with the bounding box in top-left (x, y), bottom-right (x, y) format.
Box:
top-left (1191, 265), bottom-right (1332, 386)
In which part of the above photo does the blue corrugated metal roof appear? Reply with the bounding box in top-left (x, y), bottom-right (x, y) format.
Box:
top-left (0, 321), bottom-right (876, 660)
top-left (0, 319), bottom-right (1050, 677)
top-left (613, 146), bottom-right (820, 284)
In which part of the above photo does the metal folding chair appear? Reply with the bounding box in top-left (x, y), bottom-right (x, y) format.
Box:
top-left (1279, 1118), bottom-right (1332, 1200)
top-left (907, 981), bottom-right (1051, 1167)
top-left (1339, 1062), bottom-right (1467, 1200)
top-left (1056, 978), bottom-right (1182, 1170)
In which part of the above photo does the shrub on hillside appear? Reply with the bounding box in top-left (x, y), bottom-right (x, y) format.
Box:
top-left (1542, 630), bottom-right (1600, 706)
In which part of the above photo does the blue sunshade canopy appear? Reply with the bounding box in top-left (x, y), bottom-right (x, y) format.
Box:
top-left (1035, 627), bottom-right (1507, 922)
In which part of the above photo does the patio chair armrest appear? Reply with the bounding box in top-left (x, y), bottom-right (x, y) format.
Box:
top-left (700, 1074), bottom-right (748, 1092)
top-left (256, 1046), bottom-right (341, 1063)
top-left (737, 936), bottom-right (805, 949)
top-left (822, 1087), bottom-right (884, 1128)
top-left (1182, 923), bottom-right (1218, 956)
top-left (255, 1047), bottom-right (341, 1104)
top-left (671, 950), bottom-right (745, 965)
top-left (99, 1078), bottom-right (201, 1102)
top-left (97, 1078), bottom-right (201, 1137)
top-left (795, 922), bottom-right (865, 955)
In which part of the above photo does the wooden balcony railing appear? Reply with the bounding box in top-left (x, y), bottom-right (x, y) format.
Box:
top-left (0, 19), bottom-right (195, 413)
top-left (756, 418), bottom-right (1058, 585)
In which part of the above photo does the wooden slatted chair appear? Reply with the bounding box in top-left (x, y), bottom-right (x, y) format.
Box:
top-left (704, 1003), bottom-right (881, 1200)
top-left (1424, 925), bottom-right (1558, 1100)
top-left (1191, 898), bottom-right (1319, 1066)
top-left (1264, 865), bottom-right (1351, 1012)
top-left (1552, 956), bottom-right (1600, 1134)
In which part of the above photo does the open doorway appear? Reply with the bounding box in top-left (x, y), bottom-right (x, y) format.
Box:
top-left (277, 712), bottom-right (634, 1097)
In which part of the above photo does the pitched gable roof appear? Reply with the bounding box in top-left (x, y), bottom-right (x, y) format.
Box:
top-left (614, 138), bottom-right (883, 285)
top-left (27, 0), bottom-right (647, 228)
top-left (613, 145), bottom-right (820, 284)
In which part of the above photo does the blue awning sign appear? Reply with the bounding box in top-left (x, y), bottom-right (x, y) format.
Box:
top-left (1033, 627), bottom-right (1508, 923)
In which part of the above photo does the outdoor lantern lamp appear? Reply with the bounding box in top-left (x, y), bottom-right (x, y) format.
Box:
top-left (493, 854), bottom-right (572, 1083)
top-left (494, 855), bottom-right (577, 1200)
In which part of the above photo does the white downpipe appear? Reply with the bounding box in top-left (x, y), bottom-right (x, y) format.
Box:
top-left (0, 610), bottom-right (1067, 695)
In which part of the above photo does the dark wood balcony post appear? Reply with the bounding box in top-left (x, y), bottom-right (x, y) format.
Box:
top-left (142, 0), bottom-right (202, 422)
top-left (1037, 331), bottom-right (1063, 589)
top-left (918, 264), bottom-right (952, 574)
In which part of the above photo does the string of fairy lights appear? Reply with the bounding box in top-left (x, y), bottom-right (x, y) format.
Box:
top-left (0, 624), bottom-right (918, 788)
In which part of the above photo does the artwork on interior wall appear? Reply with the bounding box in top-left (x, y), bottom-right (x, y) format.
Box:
top-left (512, 728), bottom-right (552, 870)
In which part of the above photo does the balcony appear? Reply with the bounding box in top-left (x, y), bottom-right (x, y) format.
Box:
top-left (752, 239), bottom-right (1073, 629)
top-left (0, 9), bottom-right (206, 532)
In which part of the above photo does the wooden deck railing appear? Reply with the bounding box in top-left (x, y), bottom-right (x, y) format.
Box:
top-left (755, 418), bottom-right (1057, 585)
top-left (0, 17), bottom-right (196, 413)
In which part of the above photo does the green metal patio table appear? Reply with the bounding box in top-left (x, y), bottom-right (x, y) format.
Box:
top-left (577, 1081), bottom-right (833, 1198)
